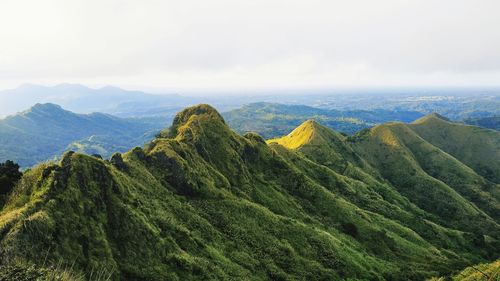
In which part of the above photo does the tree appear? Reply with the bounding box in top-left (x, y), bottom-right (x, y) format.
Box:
top-left (0, 160), bottom-right (22, 196)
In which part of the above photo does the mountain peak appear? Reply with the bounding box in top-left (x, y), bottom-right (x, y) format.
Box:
top-left (27, 103), bottom-right (65, 115)
top-left (302, 118), bottom-right (321, 127)
top-left (426, 112), bottom-right (449, 121)
top-left (268, 119), bottom-right (331, 149)
top-left (169, 104), bottom-right (225, 137)
top-left (296, 119), bottom-right (326, 135)
top-left (31, 102), bottom-right (62, 110)
top-left (413, 112), bottom-right (450, 124)
top-left (53, 83), bottom-right (90, 91)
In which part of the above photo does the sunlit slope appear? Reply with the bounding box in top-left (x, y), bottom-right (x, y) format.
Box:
top-left (267, 120), bottom-right (424, 223)
top-left (450, 259), bottom-right (499, 281)
top-left (410, 113), bottom-right (500, 183)
top-left (0, 105), bottom-right (498, 280)
top-left (223, 102), bottom-right (423, 138)
top-left (267, 120), bottom-right (371, 173)
top-left (269, 119), bottom-right (499, 263)
top-left (352, 122), bottom-right (499, 232)
top-left (430, 259), bottom-right (500, 281)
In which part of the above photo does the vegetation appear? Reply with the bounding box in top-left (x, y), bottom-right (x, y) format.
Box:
top-left (450, 260), bottom-right (500, 281)
top-left (0, 160), bottom-right (22, 207)
top-left (222, 102), bottom-right (423, 138)
top-left (0, 103), bottom-right (164, 168)
top-left (464, 116), bottom-right (500, 131)
top-left (429, 259), bottom-right (500, 281)
top-left (0, 104), bottom-right (498, 280)
top-left (316, 93), bottom-right (500, 121)
top-left (410, 113), bottom-right (500, 183)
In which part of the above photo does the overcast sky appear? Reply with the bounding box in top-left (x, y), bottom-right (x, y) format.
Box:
top-left (1, 0), bottom-right (500, 92)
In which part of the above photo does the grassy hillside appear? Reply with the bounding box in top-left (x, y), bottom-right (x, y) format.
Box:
top-left (0, 103), bottom-right (165, 167)
top-left (429, 259), bottom-right (500, 281)
top-left (449, 260), bottom-right (499, 280)
top-left (223, 102), bottom-right (423, 138)
top-left (410, 114), bottom-right (500, 183)
top-left (351, 122), bottom-right (499, 231)
top-left (0, 105), bottom-right (498, 280)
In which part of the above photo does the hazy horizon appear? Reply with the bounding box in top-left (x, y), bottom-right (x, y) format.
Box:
top-left (1, 0), bottom-right (500, 92)
top-left (3, 82), bottom-right (500, 97)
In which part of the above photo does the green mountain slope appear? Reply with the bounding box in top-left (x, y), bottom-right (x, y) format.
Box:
top-left (464, 116), bottom-right (500, 131)
top-left (0, 103), bottom-right (165, 167)
top-left (351, 122), bottom-right (499, 231)
top-left (269, 118), bottom-right (499, 255)
top-left (223, 102), bottom-right (423, 138)
top-left (0, 106), bottom-right (498, 280)
top-left (430, 259), bottom-right (500, 281)
top-left (449, 259), bottom-right (499, 280)
top-left (409, 114), bottom-right (500, 183)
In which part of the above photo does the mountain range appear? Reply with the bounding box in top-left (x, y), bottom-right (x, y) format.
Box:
top-left (223, 102), bottom-right (424, 138)
top-left (3, 84), bottom-right (499, 121)
top-left (0, 103), bottom-right (165, 167)
top-left (0, 84), bottom-right (190, 118)
top-left (0, 104), bottom-right (498, 280)
top-left (0, 102), bottom-right (426, 168)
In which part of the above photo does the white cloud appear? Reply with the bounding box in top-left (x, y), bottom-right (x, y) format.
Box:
top-left (1, 0), bottom-right (500, 91)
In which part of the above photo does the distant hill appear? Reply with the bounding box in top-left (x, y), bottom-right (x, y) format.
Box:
top-left (0, 83), bottom-right (190, 118)
top-left (223, 102), bottom-right (424, 138)
top-left (0, 103), bottom-right (166, 167)
top-left (1, 105), bottom-right (498, 280)
top-left (314, 91), bottom-right (500, 120)
top-left (464, 116), bottom-right (500, 131)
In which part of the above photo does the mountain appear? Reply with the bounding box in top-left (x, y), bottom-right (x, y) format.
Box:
top-left (409, 113), bottom-right (500, 183)
top-left (0, 84), bottom-right (191, 118)
top-left (350, 120), bottom-right (499, 230)
top-left (0, 103), bottom-right (166, 167)
top-left (223, 102), bottom-right (424, 138)
top-left (0, 105), bottom-right (498, 280)
top-left (464, 116), bottom-right (500, 131)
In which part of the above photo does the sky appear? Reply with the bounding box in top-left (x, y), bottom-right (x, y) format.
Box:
top-left (1, 0), bottom-right (500, 92)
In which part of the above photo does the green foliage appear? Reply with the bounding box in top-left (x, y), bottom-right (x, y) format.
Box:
top-left (451, 260), bottom-right (500, 281)
top-left (0, 160), bottom-right (22, 207)
top-left (410, 114), bottom-right (500, 183)
top-left (352, 122), bottom-right (499, 234)
top-left (0, 103), bottom-right (164, 168)
top-left (0, 105), bottom-right (498, 280)
top-left (429, 259), bottom-right (500, 281)
top-left (222, 102), bottom-right (423, 138)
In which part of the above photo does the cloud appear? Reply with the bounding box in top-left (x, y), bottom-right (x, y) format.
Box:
top-left (1, 0), bottom-right (500, 90)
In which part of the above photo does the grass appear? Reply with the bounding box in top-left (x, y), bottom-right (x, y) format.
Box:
top-left (0, 106), bottom-right (498, 280)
